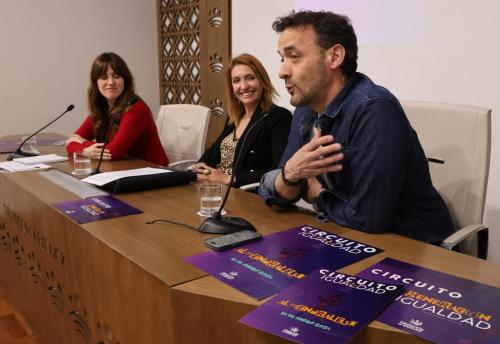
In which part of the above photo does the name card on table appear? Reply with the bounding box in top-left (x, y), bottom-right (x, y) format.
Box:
top-left (185, 225), bottom-right (383, 300)
top-left (53, 195), bottom-right (142, 224)
top-left (0, 140), bottom-right (18, 153)
top-left (0, 138), bottom-right (64, 153)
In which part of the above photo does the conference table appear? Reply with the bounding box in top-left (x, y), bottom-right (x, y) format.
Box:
top-left (0, 134), bottom-right (499, 344)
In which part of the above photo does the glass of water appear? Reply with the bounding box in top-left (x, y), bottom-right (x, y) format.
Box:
top-left (197, 183), bottom-right (225, 217)
top-left (71, 151), bottom-right (92, 176)
top-left (20, 135), bottom-right (39, 154)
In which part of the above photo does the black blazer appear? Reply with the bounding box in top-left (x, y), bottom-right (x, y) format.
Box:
top-left (199, 104), bottom-right (292, 187)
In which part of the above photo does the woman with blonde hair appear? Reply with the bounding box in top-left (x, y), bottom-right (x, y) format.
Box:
top-left (193, 53), bottom-right (292, 187)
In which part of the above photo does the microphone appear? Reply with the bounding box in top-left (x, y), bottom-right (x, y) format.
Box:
top-left (198, 112), bottom-right (269, 234)
top-left (313, 115), bottom-right (334, 190)
top-left (7, 104), bottom-right (75, 161)
top-left (91, 95), bottom-right (138, 175)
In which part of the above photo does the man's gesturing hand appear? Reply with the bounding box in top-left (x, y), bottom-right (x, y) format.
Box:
top-left (283, 127), bottom-right (343, 183)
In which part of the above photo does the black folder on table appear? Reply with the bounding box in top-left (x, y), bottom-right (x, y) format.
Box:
top-left (100, 170), bottom-right (197, 194)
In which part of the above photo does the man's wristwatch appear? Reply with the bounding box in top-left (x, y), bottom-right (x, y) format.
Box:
top-left (280, 168), bottom-right (302, 186)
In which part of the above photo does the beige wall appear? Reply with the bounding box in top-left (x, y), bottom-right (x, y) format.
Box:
top-left (0, 0), bottom-right (159, 137)
top-left (232, 0), bottom-right (500, 262)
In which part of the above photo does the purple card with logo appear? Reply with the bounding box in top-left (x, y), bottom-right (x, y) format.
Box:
top-left (0, 140), bottom-right (18, 153)
top-left (185, 225), bottom-right (383, 299)
top-left (0, 138), bottom-right (64, 153)
top-left (240, 269), bottom-right (403, 343)
top-left (37, 138), bottom-right (65, 146)
top-left (53, 195), bottom-right (142, 224)
top-left (356, 258), bottom-right (500, 344)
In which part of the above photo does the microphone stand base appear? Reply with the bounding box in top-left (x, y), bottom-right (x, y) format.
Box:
top-left (6, 150), bottom-right (39, 161)
top-left (198, 216), bottom-right (256, 234)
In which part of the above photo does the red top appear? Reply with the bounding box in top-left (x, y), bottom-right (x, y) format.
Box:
top-left (66, 99), bottom-right (169, 166)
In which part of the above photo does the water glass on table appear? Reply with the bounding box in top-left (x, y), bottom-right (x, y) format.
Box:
top-left (20, 136), bottom-right (39, 154)
top-left (197, 183), bottom-right (226, 217)
top-left (71, 151), bottom-right (92, 176)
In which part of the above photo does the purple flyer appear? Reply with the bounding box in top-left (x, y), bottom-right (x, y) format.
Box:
top-left (53, 195), bottom-right (142, 224)
top-left (240, 269), bottom-right (403, 343)
top-left (0, 138), bottom-right (64, 153)
top-left (37, 138), bottom-right (65, 146)
top-left (356, 258), bottom-right (500, 343)
top-left (0, 140), bottom-right (18, 153)
top-left (185, 225), bottom-right (383, 299)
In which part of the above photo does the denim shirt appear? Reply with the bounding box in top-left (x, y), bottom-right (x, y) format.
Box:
top-left (259, 73), bottom-right (453, 245)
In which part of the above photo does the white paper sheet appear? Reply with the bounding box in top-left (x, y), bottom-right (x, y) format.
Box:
top-left (14, 154), bottom-right (68, 164)
top-left (81, 167), bottom-right (171, 186)
top-left (0, 161), bottom-right (51, 172)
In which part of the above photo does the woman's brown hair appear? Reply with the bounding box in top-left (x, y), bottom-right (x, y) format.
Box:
top-left (87, 52), bottom-right (136, 141)
top-left (225, 53), bottom-right (277, 126)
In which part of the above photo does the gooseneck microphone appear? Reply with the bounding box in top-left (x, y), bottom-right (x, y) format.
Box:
top-left (91, 96), bottom-right (138, 175)
top-left (313, 115), bottom-right (334, 190)
top-left (90, 112), bottom-right (120, 175)
top-left (7, 104), bottom-right (75, 161)
top-left (198, 112), bottom-right (269, 234)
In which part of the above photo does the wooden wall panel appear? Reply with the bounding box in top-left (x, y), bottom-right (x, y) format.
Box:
top-left (157, 0), bottom-right (231, 148)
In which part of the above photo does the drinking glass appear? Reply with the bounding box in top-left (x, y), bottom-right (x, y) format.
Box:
top-left (71, 152), bottom-right (92, 175)
top-left (20, 136), bottom-right (39, 154)
top-left (197, 183), bottom-right (224, 217)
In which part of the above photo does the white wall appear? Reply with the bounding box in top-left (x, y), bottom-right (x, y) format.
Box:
top-left (232, 0), bottom-right (500, 262)
top-left (0, 0), bottom-right (159, 138)
top-left (232, 0), bottom-right (295, 111)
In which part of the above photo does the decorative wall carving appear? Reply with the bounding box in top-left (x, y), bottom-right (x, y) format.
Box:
top-left (157, 0), bottom-right (231, 146)
top-left (208, 8), bottom-right (223, 27)
top-left (69, 293), bottom-right (92, 343)
top-left (3, 203), bottom-right (65, 265)
top-left (158, 1), bottom-right (201, 105)
top-left (1, 215), bottom-right (121, 343)
top-left (209, 97), bottom-right (225, 117)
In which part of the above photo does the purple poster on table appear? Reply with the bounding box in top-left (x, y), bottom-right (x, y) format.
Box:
top-left (0, 140), bottom-right (18, 153)
top-left (185, 225), bottom-right (383, 299)
top-left (240, 269), bottom-right (404, 343)
top-left (53, 196), bottom-right (142, 224)
top-left (36, 138), bottom-right (66, 146)
top-left (0, 138), bottom-right (64, 153)
top-left (356, 257), bottom-right (500, 344)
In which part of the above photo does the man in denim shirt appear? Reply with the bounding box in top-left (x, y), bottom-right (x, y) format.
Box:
top-left (259, 10), bottom-right (453, 244)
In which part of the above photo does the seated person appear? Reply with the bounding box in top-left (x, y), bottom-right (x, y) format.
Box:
top-left (259, 11), bottom-right (454, 245)
top-left (66, 52), bottom-right (168, 166)
top-left (193, 53), bottom-right (292, 187)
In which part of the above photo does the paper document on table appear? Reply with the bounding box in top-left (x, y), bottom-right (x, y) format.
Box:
top-left (0, 161), bottom-right (51, 172)
top-left (82, 167), bottom-right (172, 186)
top-left (14, 154), bottom-right (68, 164)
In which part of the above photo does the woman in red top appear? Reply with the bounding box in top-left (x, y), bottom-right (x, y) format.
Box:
top-left (65, 52), bottom-right (168, 166)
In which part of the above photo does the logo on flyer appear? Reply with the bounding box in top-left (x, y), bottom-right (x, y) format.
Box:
top-left (298, 226), bottom-right (379, 254)
top-left (282, 326), bottom-right (300, 337)
top-left (220, 271), bottom-right (238, 280)
top-left (410, 319), bottom-right (423, 326)
top-left (398, 318), bottom-right (424, 333)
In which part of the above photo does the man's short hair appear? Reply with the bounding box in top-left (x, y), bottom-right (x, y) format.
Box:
top-left (272, 10), bottom-right (358, 77)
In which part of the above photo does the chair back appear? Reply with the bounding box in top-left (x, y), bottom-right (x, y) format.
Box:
top-left (155, 104), bottom-right (210, 163)
top-left (401, 101), bottom-right (491, 229)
